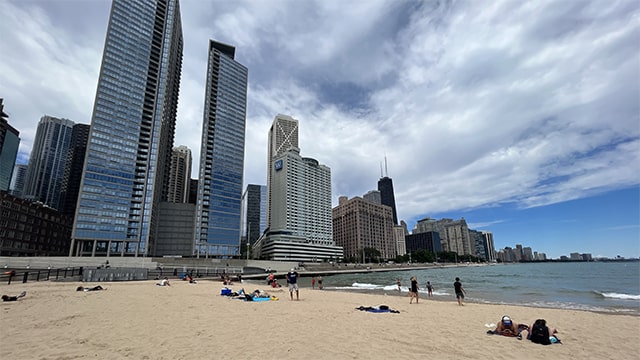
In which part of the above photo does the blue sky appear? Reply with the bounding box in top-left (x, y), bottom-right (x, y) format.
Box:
top-left (0, 0), bottom-right (638, 259)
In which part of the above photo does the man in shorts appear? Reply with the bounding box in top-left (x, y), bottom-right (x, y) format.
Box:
top-left (454, 277), bottom-right (465, 306)
top-left (286, 268), bottom-right (299, 300)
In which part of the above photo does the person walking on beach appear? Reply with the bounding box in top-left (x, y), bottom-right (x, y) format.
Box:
top-left (311, 276), bottom-right (316, 290)
top-left (409, 276), bottom-right (419, 304)
top-left (286, 268), bottom-right (299, 300)
top-left (396, 278), bottom-right (401, 292)
top-left (426, 281), bottom-right (433, 297)
top-left (453, 277), bottom-right (465, 306)
top-left (317, 275), bottom-right (323, 290)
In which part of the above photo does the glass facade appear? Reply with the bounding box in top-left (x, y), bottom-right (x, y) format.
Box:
top-left (195, 40), bottom-right (248, 258)
top-left (71, 0), bottom-right (183, 257)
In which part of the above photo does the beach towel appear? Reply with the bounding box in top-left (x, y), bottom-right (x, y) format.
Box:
top-left (356, 305), bottom-right (400, 313)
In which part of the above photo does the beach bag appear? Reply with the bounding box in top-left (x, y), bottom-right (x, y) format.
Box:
top-left (220, 288), bottom-right (231, 296)
top-left (530, 319), bottom-right (551, 345)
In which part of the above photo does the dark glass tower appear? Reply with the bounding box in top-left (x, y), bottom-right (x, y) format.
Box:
top-left (0, 99), bottom-right (19, 192)
top-left (194, 40), bottom-right (248, 258)
top-left (378, 176), bottom-right (398, 225)
top-left (59, 123), bottom-right (90, 217)
top-left (71, 0), bottom-right (183, 257)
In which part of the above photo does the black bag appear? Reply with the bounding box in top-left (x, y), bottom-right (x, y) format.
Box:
top-left (530, 319), bottom-right (551, 345)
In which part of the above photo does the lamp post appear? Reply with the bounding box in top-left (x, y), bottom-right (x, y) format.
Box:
top-left (246, 222), bottom-right (251, 260)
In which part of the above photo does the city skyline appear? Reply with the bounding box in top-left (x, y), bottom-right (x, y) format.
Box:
top-left (1, 0), bottom-right (638, 258)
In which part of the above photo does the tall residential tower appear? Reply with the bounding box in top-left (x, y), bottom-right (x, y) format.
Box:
top-left (70, 0), bottom-right (183, 257)
top-left (194, 40), bottom-right (248, 258)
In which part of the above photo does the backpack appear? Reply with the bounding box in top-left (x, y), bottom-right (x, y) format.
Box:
top-left (530, 319), bottom-right (551, 345)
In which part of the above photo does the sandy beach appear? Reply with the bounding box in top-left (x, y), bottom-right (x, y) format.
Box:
top-left (1, 279), bottom-right (638, 360)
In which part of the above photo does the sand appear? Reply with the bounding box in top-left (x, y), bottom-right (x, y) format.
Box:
top-left (1, 279), bottom-right (638, 360)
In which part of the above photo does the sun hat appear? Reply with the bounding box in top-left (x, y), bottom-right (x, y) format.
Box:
top-left (502, 316), bottom-right (512, 325)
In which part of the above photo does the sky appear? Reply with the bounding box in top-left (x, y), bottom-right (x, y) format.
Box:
top-left (1, 0), bottom-right (638, 259)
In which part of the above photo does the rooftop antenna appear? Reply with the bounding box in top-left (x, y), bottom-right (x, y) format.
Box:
top-left (380, 161), bottom-right (383, 178)
top-left (384, 155), bottom-right (389, 177)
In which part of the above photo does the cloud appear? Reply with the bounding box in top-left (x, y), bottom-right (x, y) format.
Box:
top-left (2, 0), bottom-right (638, 232)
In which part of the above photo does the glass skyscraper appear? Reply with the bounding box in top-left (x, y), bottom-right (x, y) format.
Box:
top-left (71, 0), bottom-right (183, 257)
top-left (23, 115), bottom-right (74, 210)
top-left (194, 40), bottom-right (248, 258)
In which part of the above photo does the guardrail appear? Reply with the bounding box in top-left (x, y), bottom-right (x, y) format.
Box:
top-left (2, 267), bottom-right (84, 284)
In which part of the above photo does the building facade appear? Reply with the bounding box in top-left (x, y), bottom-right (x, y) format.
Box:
top-left (59, 123), bottom-right (90, 217)
top-left (377, 176), bottom-right (398, 225)
top-left (257, 147), bottom-right (342, 261)
top-left (9, 164), bottom-right (27, 197)
top-left (167, 145), bottom-right (191, 203)
top-left (405, 231), bottom-right (441, 256)
top-left (333, 195), bottom-right (396, 261)
top-left (23, 115), bottom-right (74, 209)
top-left (266, 114), bottom-right (299, 231)
top-left (0, 99), bottom-right (19, 192)
top-left (0, 192), bottom-right (72, 256)
top-left (194, 40), bottom-right (248, 258)
top-left (241, 184), bottom-right (266, 248)
top-left (71, 0), bottom-right (184, 257)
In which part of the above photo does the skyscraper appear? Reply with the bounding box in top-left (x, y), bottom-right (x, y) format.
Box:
top-left (167, 145), bottom-right (192, 203)
top-left (23, 115), bottom-right (74, 209)
top-left (378, 177), bottom-right (398, 225)
top-left (194, 40), bottom-right (248, 258)
top-left (70, 0), bottom-right (183, 257)
top-left (9, 164), bottom-right (27, 197)
top-left (59, 123), bottom-right (90, 217)
top-left (241, 184), bottom-right (267, 248)
top-left (267, 114), bottom-right (299, 230)
top-left (0, 99), bottom-right (19, 192)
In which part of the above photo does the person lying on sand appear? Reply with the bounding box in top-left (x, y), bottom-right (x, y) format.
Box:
top-left (76, 286), bottom-right (106, 292)
top-left (2, 291), bottom-right (26, 302)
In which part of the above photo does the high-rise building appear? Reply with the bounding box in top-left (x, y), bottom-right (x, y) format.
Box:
top-left (266, 114), bottom-right (299, 230)
top-left (377, 158), bottom-right (398, 225)
top-left (240, 184), bottom-right (267, 251)
top-left (256, 146), bottom-right (342, 261)
top-left (363, 190), bottom-right (381, 204)
top-left (167, 145), bottom-right (192, 203)
top-left (9, 164), bottom-right (27, 197)
top-left (70, 0), bottom-right (184, 257)
top-left (194, 40), bottom-right (248, 258)
top-left (59, 123), bottom-right (90, 217)
top-left (0, 99), bottom-right (20, 192)
top-left (23, 115), bottom-right (74, 209)
top-left (482, 231), bottom-right (496, 262)
top-left (333, 195), bottom-right (395, 261)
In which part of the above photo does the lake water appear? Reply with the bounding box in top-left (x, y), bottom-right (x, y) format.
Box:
top-left (318, 262), bottom-right (640, 315)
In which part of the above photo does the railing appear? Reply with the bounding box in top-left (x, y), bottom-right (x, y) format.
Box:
top-left (1, 267), bottom-right (84, 284)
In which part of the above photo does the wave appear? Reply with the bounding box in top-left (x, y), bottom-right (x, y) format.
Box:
top-left (594, 291), bottom-right (640, 301)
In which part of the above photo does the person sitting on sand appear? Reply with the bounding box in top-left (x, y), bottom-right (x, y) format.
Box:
top-left (528, 319), bottom-right (560, 345)
top-left (1, 291), bottom-right (26, 302)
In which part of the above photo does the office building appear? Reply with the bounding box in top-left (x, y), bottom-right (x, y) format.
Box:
top-left (70, 0), bottom-right (184, 257)
top-left (333, 195), bottom-right (395, 261)
top-left (23, 115), bottom-right (74, 209)
top-left (256, 146), bottom-right (342, 262)
top-left (194, 40), bottom-right (248, 258)
top-left (9, 164), bottom-right (27, 197)
top-left (241, 184), bottom-right (267, 248)
top-left (378, 174), bottom-right (398, 225)
top-left (167, 145), bottom-right (192, 203)
top-left (363, 190), bottom-right (381, 204)
top-left (266, 114), bottom-right (299, 230)
top-left (405, 231), bottom-right (441, 256)
top-left (0, 99), bottom-right (20, 192)
top-left (59, 123), bottom-right (90, 217)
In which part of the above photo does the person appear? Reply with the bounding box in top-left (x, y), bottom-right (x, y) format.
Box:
top-left (453, 277), bottom-right (465, 306)
top-left (271, 278), bottom-right (281, 288)
top-left (267, 272), bottom-right (275, 285)
top-left (317, 275), bottom-right (323, 290)
top-left (311, 276), bottom-right (316, 290)
top-left (491, 315), bottom-right (522, 338)
top-left (426, 281), bottom-right (433, 297)
top-left (409, 276), bottom-right (419, 304)
top-left (76, 286), bottom-right (105, 292)
top-left (156, 277), bottom-right (171, 286)
top-left (286, 268), bottom-right (299, 300)
top-left (186, 274), bottom-right (197, 284)
top-left (2, 291), bottom-right (26, 302)
top-left (396, 278), bottom-right (401, 292)
top-left (528, 319), bottom-right (560, 345)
